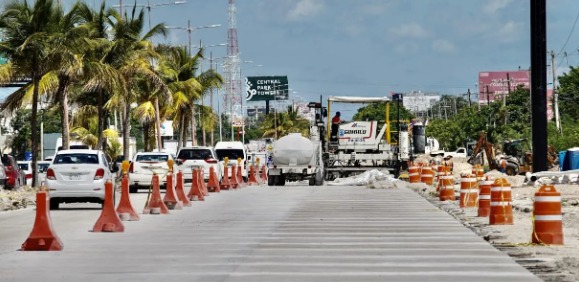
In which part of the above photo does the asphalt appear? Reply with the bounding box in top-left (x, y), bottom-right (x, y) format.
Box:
top-left (0, 182), bottom-right (541, 282)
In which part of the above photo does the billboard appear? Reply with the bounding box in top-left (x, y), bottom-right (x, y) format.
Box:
top-left (478, 70), bottom-right (530, 104)
top-left (247, 107), bottom-right (266, 117)
top-left (160, 120), bottom-right (174, 137)
top-left (245, 76), bottom-right (289, 101)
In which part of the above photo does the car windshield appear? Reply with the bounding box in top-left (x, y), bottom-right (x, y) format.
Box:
top-left (54, 153), bottom-right (99, 164)
top-left (136, 154), bottom-right (169, 162)
top-left (178, 149), bottom-right (213, 160)
top-left (215, 149), bottom-right (244, 161)
top-left (18, 163), bottom-right (29, 170)
top-left (57, 145), bottom-right (90, 151)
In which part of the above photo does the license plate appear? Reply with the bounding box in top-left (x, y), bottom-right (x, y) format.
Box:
top-left (69, 173), bottom-right (81, 180)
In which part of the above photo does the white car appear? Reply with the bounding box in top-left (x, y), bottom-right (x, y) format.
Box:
top-left (17, 160), bottom-right (51, 186)
top-left (128, 152), bottom-right (173, 193)
top-left (46, 150), bottom-right (116, 210)
top-left (215, 141), bottom-right (248, 181)
top-left (176, 147), bottom-right (222, 183)
top-left (17, 161), bottom-right (33, 186)
top-left (37, 161), bottom-right (52, 186)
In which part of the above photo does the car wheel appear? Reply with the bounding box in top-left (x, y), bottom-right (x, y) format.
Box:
top-left (49, 198), bottom-right (59, 210)
top-left (129, 185), bottom-right (138, 193)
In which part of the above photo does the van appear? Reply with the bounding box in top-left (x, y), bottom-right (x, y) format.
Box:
top-left (214, 141), bottom-right (247, 180)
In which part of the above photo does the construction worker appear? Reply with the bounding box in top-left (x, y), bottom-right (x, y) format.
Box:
top-left (330, 111), bottom-right (342, 140)
top-left (443, 155), bottom-right (454, 171)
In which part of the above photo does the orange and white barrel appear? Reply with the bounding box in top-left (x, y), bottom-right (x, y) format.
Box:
top-left (408, 164), bottom-right (421, 183)
top-left (532, 184), bottom-right (563, 245)
top-left (471, 164), bottom-right (484, 180)
top-left (477, 179), bottom-right (493, 217)
top-left (438, 172), bottom-right (455, 201)
top-left (489, 178), bottom-right (513, 225)
top-left (459, 174), bottom-right (478, 208)
top-left (420, 166), bottom-right (434, 185)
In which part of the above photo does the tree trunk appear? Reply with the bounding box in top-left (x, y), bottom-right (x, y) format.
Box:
top-left (177, 114), bottom-right (184, 152)
top-left (155, 98), bottom-right (162, 152)
top-left (122, 103), bottom-right (130, 160)
top-left (96, 90), bottom-right (105, 150)
top-left (58, 77), bottom-right (70, 151)
top-left (191, 105), bottom-right (197, 146)
top-left (30, 71), bottom-right (40, 188)
top-left (143, 123), bottom-right (150, 152)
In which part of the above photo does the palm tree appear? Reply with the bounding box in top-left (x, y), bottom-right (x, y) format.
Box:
top-left (0, 0), bottom-right (63, 186)
top-left (195, 69), bottom-right (223, 146)
top-left (260, 109), bottom-right (310, 139)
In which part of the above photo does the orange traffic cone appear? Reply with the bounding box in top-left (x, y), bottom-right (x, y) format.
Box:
top-left (532, 184), bottom-right (563, 245)
top-left (200, 170), bottom-right (209, 196)
top-left (220, 165), bottom-right (231, 190)
top-left (163, 172), bottom-right (183, 210)
top-left (21, 191), bottom-right (64, 251)
top-left (247, 165), bottom-right (259, 185)
top-left (230, 165), bottom-right (239, 189)
top-left (188, 169), bottom-right (204, 201)
top-left (207, 167), bottom-right (220, 192)
top-left (144, 174), bottom-right (169, 214)
top-left (175, 171), bottom-right (191, 207)
top-left (116, 174), bottom-right (140, 221)
top-left (93, 180), bottom-right (125, 232)
top-left (260, 164), bottom-right (268, 184)
top-left (237, 163), bottom-right (245, 187)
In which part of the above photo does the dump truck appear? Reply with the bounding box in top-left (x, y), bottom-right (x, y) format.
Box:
top-left (267, 132), bottom-right (324, 186)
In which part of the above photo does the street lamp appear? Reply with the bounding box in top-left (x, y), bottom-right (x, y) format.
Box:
top-left (167, 21), bottom-right (221, 56)
top-left (114, 1), bottom-right (187, 30)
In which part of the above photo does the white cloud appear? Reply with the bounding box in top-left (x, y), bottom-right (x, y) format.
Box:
top-left (286, 0), bottom-right (324, 21)
top-left (483, 0), bottom-right (514, 14)
top-left (432, 39), bottom-right (456, 54)
top-left (389, 23), bottom-right (430, 38)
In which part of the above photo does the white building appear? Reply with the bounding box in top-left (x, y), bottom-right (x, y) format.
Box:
top-left (401, 91), bottom-right (441, 113)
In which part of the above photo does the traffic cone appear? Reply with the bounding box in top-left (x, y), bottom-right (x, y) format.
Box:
top-left (93, 180), bottom-right (125, 232)
top-left (230, 165), bottom-right (239, 189)
top-left (144, 174), bottom-right (169, 214)
top-left (175, 171), bottom-right (191, 207)
top-left (188, 169), bottom-right (204, 201)
top-left (200, 170), bottom-right (209, 196)
top-left (207, 167), bottom-right (220, 192)
top-left (21, 191), bottom-right (64, 251)
top-left (260, 164), bottom-right (268, 184)
top-left (532, 184), bottom-right (563, 245)
top-left (237, 163), bottom-right (245, 187)
top-left (220, 165), bottom-right (231, 190)
top-left (247, 165), bottom-right (259, 185)
top-left (163, 172), bottom-right (183, 210)
top-left (116, 174), bottom-right (140, 221)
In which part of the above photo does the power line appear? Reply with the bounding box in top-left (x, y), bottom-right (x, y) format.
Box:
top-left (556, 10), bottom-right (579, 57)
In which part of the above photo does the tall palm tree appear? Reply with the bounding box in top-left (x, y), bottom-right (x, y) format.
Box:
top-left (0, 0), bottom-right (62, 186)
top-left (195, 69), bottom-right (223, 146)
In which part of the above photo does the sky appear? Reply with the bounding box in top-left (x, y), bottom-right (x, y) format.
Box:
top-left (3, 0), bottom-right (579, 119)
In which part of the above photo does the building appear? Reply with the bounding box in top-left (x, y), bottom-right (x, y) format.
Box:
top-left (401, 91), bottom-right (441, 114)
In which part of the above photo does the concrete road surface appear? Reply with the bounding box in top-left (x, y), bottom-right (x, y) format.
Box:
top-left (0, 183), bottom-right (540, 282)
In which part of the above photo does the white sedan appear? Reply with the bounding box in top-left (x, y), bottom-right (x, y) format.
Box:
top-left (46, 150), bottom-right (116, 210)
top-left (128, 152), bottom-right (173, 193)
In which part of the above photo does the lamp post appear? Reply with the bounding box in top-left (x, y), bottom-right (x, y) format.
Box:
top-left (114, 1), bottom-right (187, 30)
top-left (167, 22), bottom-right (221, 56)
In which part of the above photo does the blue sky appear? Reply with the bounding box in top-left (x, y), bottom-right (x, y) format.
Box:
top-left (4, 0), bottom-right (579, 119)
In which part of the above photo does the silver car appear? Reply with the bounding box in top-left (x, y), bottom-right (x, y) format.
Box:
top-left (46, 150), bottom-right (116, 210)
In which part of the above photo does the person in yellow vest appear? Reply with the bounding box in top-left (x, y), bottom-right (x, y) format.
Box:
top-left (443, 155), bottom-right (454, 172)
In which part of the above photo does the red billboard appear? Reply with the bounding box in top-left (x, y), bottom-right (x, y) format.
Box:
top-left (478, 70), bottom-right (530, 104)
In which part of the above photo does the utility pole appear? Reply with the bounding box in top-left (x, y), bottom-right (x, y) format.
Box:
top-left (504, 73), bottom-right (510, 125)
top-left (467, 89), bottom-right (472, 107)
top-left (551, 50), bottom-right (561, 133)
top-left (210, 51), bottom-right (215, 146)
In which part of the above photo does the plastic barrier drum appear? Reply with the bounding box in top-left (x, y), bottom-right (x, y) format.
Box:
top-left (459, 174), bottom-right (478, 208)
top-left (408, 164), bottom-right (421, 183)
top-left (489, 178), bottom-right (513, 225)
top-left (478, 178), bottom-right (493, 217)
top-left (438, 168), bottom-right (455, 201)
top-left (532, 184), bottom-right (563, 245)
top-left (420, 166), bottom-right (434, 185)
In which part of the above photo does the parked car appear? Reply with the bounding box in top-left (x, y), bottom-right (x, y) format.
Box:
top-left (128, 152), bottom-right (173, 193)
top-left (176, 146), bottom-right (222, 183)
top-left (17, 161), bottom-right (32, 186)
top-left (46, 149), bottom-right (116, 210)
top-left (2, 155), bottom-right (25, 189)
top-left (214, 141), bottom-right (248, 181)
top-left (37, 161), bottom-right (51, 186)
top-left (0, 163), bottom-right (6, 189)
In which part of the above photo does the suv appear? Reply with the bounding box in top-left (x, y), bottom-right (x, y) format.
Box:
top-left (2, 155), bottom-right (24, 189)
top-left (176, 147), bottom-right (222, 183)
top-left (214, 142), bottom-right (248, 181)
top-left (128, 152), bottom-right (173, 193)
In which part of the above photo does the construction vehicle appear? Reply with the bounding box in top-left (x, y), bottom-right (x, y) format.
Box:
top-left (267, 132), bottom-right (324, 186)
top-left (322, 96), bottom-right (408, 180)
top-left (497, 139), bottom-right (558, 176)
top-left (467, 133), bottom-right (499, 170)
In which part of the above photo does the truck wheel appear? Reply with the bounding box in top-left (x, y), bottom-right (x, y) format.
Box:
top-left (276, 175), bottom-right (286, 186)
top-left (315, 171), bottom-right (324, 186)
top-left (308, 177), bottom-right (315, 186)
top-left (268, 175), bottom-right (275, 186)
top-left (506, 164), bottom-right (518, 176)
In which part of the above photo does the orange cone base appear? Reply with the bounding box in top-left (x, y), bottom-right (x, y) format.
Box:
top-left (116, 175), bottom-right (140, 221)
top-left (21, 192), bottom-right (63, 251)
top-left (163, 174), bottom-right (182, 210)
top-left (93, 181), bottom-right (125, 232)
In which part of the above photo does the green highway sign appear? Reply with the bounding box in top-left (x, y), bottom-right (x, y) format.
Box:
top-left (245, 76), bottom-right (289, 101)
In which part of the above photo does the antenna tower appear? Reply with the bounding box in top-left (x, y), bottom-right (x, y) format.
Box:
top-left (225, 0), bottom-right (241, 127)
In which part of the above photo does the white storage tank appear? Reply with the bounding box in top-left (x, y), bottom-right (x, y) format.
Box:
top-left (272, 133), bottom-right (314, 166)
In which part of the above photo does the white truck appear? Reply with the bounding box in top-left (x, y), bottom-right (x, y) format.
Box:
top-left (267, 132), bottom-right (324, 186)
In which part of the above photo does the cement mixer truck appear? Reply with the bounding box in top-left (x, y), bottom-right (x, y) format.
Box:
top-left (267, 133), bottom-right (324, 186)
